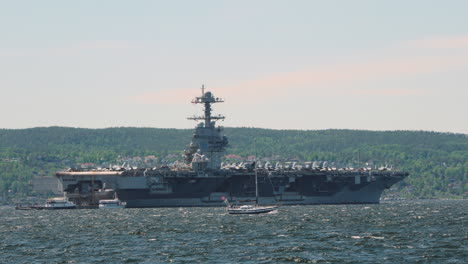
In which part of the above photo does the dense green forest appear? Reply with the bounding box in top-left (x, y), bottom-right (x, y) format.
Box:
top-left (0, 127), bottom-right (466, 203)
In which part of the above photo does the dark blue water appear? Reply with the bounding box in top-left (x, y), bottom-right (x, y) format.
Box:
top-left (1, 200), bottom-right (466, 263)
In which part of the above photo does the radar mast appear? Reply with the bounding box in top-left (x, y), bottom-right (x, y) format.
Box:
top-left (187, 84), bottom-right (225, 128)
top-left (184, 85), bottom-right (229, 170)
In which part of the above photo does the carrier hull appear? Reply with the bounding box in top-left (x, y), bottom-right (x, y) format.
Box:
top-left (57, 167), bottom-right (407, 208)
top-left (116, 173), bottom-right (404, 208)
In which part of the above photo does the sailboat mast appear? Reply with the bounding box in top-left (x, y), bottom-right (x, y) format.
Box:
top-left (255, 168), bottom-right (258, 205)
top-left (254, 138), bottom-right (258, 205)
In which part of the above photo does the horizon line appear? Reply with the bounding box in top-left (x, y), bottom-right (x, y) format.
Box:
top-left (0, 126), bottom-right (466, 135)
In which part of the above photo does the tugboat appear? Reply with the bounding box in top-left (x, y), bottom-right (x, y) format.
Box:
top-left (15, 204), bottom-right (44, 210)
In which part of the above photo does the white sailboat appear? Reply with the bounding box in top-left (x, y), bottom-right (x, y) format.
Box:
top-left (224, 165), bottom-right (278, 215)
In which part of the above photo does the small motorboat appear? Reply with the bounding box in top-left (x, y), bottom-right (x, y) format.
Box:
top-left (98, 198), bottom-right (126, 209)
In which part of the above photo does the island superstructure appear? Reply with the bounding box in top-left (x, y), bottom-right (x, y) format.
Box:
top-left (56, 86), bottom-right (409, 207)
top-left (184, 85), bottom-right (228, 170)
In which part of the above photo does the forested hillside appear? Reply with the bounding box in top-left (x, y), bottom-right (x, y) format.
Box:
top-left (0, 127), bottom-right (466, 202)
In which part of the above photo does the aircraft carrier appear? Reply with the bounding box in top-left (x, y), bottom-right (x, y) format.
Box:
top-left (56, 86), bottom-right (409, 207)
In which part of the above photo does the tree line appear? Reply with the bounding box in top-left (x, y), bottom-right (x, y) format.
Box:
top-left (0, 127), bottom-right (466, 202)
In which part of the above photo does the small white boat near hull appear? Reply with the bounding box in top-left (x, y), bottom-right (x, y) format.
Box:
top-left (44, 197), bottom-right (76, 210)
top-left (99, 199), bottom-right (126, 209)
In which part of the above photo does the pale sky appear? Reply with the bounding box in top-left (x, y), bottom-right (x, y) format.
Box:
top-left (1, 1), bottom-right (467, 133)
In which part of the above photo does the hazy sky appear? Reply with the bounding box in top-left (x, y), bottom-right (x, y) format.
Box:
top-left (1, 1), bottom-right (467, 133)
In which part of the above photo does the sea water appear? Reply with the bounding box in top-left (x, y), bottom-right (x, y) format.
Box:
top-left (1, 199), bottom-right (466, 263)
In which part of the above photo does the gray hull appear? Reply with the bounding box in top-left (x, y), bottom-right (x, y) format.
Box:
top-left (118, 175), bottom-right (398, 208)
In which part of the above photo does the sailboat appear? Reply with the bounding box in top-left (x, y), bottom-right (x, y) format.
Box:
top-left (224, 165), bottom-right (278, 215)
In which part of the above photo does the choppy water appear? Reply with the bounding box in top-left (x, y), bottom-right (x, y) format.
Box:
top-left (1, 200), bottom-right (466, 264)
